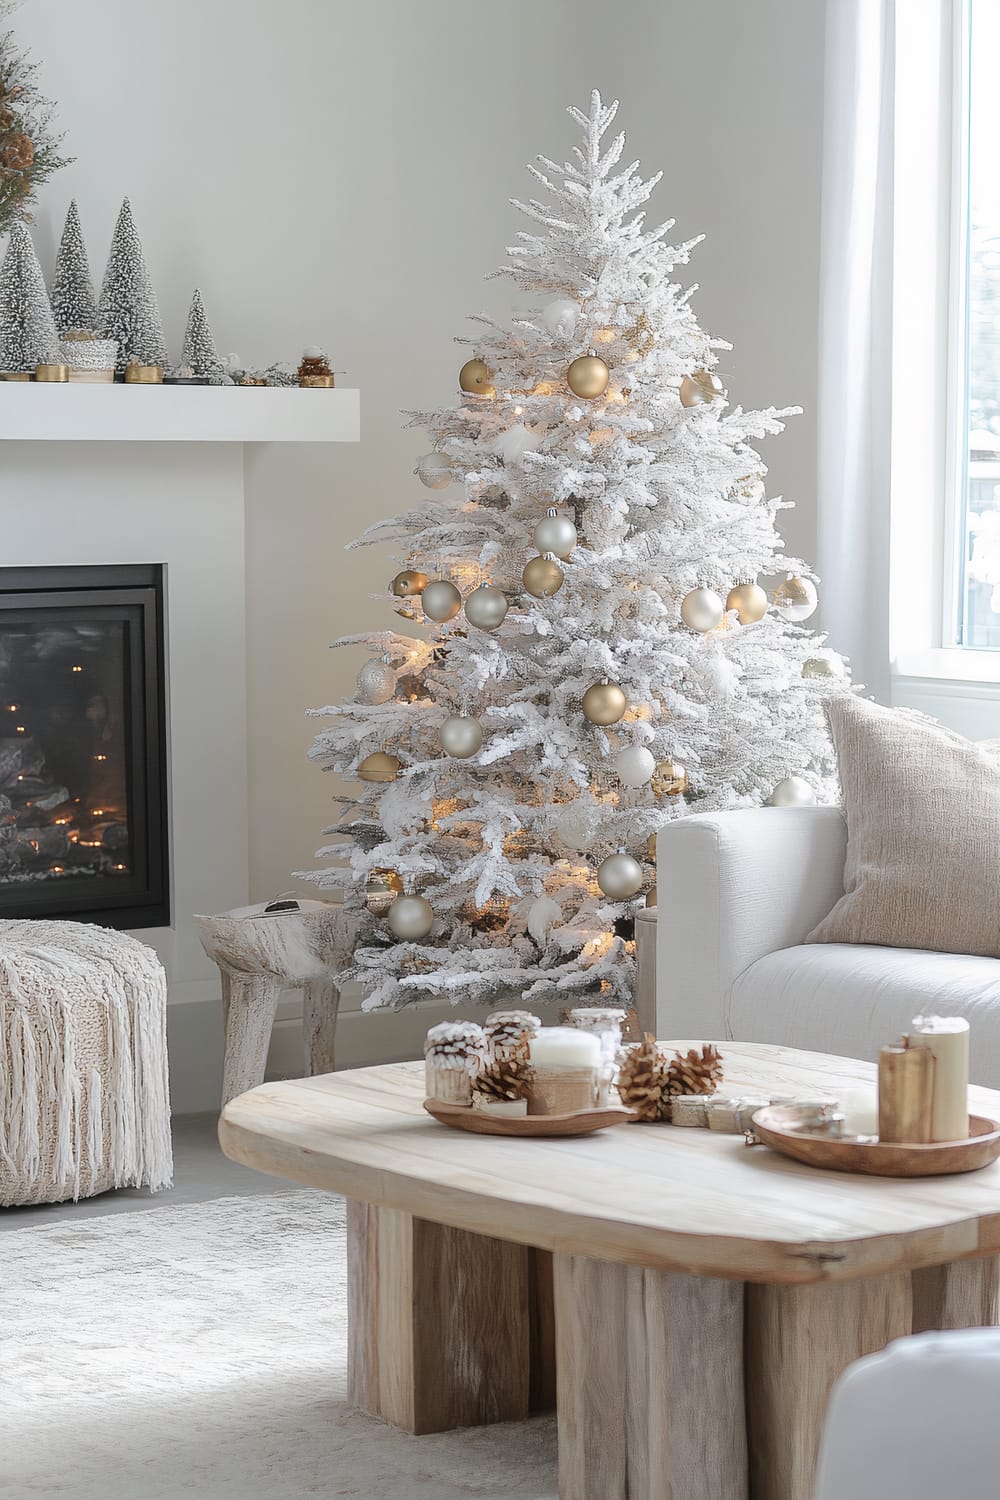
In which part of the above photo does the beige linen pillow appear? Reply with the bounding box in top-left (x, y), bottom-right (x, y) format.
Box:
top-left (807, 695), bottom-right (1000, 957)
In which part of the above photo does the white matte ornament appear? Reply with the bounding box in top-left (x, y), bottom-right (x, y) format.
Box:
top-left (464, 585), bottom-right (508, 630)
top-left (416, 453), bottom-right (452, 490)
top-left (680, 587), bottom-right (725, 633)
top-left (596, 852), bottom-right (645, 900)
top-left (540, 297), bottom-right (580, 340)
top-left (493, 422), bottom-right (543, 465)
top-left (768, 775), bottom-right (817, 808)
top-left (556, 799), bottom-right (600, 852)
top-left (774, 576), bottom-right (819, 622)
top-left (614, 745), bottom-right (656, 787)
top-left (439, 714), bottom-right (483, 758)
top-left (421, 579), bottom-right (462, 623)
top-left (533, 511), bottom-right (577, 559)
top-left (387, 894), bottom-right (434, 940)
top-left (356, 657), bottom-right (394, 705)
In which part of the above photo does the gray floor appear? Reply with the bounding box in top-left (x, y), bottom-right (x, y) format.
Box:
top-left (0, 1113), bottom-right (285, 1230)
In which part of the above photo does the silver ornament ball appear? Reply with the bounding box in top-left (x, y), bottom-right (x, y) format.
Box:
top-left (439, 714), bottom-right (483, 759)
top-left (356, 656), bottom-right (395, 705)
top-left (421, 579), bottom-right (462, 623)
top-left (768, 776), bottom-right (817, 808)
top-left (464, 584), bottom-right (508, 631)
top-left (680, 586), bottom-right (726, 633)
top-left (533, 511), bottom-right (578, 560)
top-left (416, 453), bottom-right (452, 490)
top-left (387, 894), bottom-right (435, 941)
top-left (614, 745), bottom-right (657, 787)
top-left (596, 852), bottom-right (645, 900)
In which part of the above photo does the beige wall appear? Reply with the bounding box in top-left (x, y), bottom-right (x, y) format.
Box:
top-left (16, 0), bottom-right (826, 908)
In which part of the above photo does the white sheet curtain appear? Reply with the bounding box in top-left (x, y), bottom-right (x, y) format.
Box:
top-left (817, 0), bottom-right (896, 702)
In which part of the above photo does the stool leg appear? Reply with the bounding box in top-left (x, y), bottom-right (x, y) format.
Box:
top-left (303, 977), bottom-right (341, 1077)
top-left (221, 972), bottom-right (283, 1106)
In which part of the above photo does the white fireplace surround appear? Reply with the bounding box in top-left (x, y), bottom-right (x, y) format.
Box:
top-left (0, 396), bottom-right (359, 1109)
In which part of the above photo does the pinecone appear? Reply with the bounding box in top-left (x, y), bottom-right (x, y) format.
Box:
top-left (475, 1054), bottom-right (534, 1102)
top-left (616, 1034), bottom-right (671, 1121)
top-left (663, 1043), bottom-right (724, 1097)
top-left (1, 132), bottom-right (34, 171)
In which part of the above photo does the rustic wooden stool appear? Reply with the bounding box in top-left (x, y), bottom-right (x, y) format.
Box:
top-left (194, 899), bottom-right (352, 1105)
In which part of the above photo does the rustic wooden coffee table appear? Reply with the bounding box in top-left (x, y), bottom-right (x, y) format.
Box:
top-left (219, 1041), bottom-right (1000, 1500)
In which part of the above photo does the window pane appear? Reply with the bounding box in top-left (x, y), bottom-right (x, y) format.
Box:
top-left (963, 0), bottom-right (1000, 647)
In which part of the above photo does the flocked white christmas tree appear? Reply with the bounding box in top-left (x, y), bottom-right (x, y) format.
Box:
top-left (97, 196), bottom-right (167, 373)
top-left (179, 287), bottom-right (224, 379)
top-left (50, 199), bottom-right (97, 334)
top-left (0, 219), bottom-right (59, 371)
top-left (303, 93), bottom-right (848, 1012)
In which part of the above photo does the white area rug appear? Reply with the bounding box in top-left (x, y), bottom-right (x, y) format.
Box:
top-left (1, 1192), bottom-right (557, 1498)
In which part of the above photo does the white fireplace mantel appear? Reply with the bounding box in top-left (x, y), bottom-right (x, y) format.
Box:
top-left (0, 384), bottom-right (360, 443)
top-left (0, 395), bottom-right (360, 1110)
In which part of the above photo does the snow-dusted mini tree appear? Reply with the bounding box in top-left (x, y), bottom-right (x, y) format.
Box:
top-left (303, 93), bottom-right (847, 1012)
top-left (50, 199), bottom-right (96, 333)
top-left (0, 218), bottom-right (58, 370)
top-left (97, 196), bottom-right (167, 372)
top-left (179, 287), bottom-right (223, 378)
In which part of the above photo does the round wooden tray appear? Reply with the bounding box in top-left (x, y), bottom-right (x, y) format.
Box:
top-left (752, 1105), bottom-right (1000, 1177)
top-left (423, 1098), bottom-right (637, 1137)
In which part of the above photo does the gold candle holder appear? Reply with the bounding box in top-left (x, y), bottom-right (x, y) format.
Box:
top-left (34, 364), bottom-right (70, 382)
top-left (878, 1040), bottom-right (934, 1143)
top-left (0, 371), bottom-right (32, 381)
top-left (299, 373), bottom-right (335, 388)
top-left (124, 363), bottom-right (164, 384)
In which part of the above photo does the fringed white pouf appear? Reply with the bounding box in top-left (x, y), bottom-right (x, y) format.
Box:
top-left (0, 921), bottom-right (173, 1207)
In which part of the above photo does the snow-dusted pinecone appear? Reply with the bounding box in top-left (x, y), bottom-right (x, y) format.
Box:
top-left (616, 1034), bottom-right (671, 1121)
top-left (664, 1043), bottom-right (723, 1097)
top-left (475, 1053), bottom-right (535, 1102)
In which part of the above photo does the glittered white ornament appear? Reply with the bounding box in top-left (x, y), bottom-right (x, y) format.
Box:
top-left (421, 579), bottom-right (462, 622)
top-left (416, 453), bottom-right (452, 489)
top-left (596, 852), bottom-right (645, 900)
top-left (493, 422), bottom-right (543, 465)
top-left (614, 745), bottom-right (656, 787)
top-left (464, 585), bottom-right (508, 630)
top-left (540, 297), bottom-right (580, 340)
top-left (387, 894), bottom-right (435, 940)
top-left (680, 587), bottom-right (725, 633)
top-left (439, 714), bottom-right (483, 758)
top-left (768, 776), bottom-right (817, 808)
top-left (533, 510), bottom-right (577, 560)
top-left (773, 576), bottom-right (819, 622)
top-left (356, 656), bottom-right (394, 705)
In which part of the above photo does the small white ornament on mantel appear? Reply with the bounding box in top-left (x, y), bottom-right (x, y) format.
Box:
top-left (768, 776), bottom-right (816, 808)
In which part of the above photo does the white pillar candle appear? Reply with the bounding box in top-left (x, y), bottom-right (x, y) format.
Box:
top-left (528, 1027), bottom-right (602, 1069)
top-left (909, 1015), bottom-right (970, 1141)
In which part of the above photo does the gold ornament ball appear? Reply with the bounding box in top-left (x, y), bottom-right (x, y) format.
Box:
top-left (390, 569), bottom-right (428, 598)
top-left (566, 353), bottom-right (610, 399)
top-left (679, 369), bottom-right (726, 407)
top-left (357, 751), bottom-right (402, 783)
top-left (726, 581), bottom-right (769, 624)
top-left (582, 681), bottom-right (627, 726)
top-left (651, 759), bottom-right (688, 797)
top-left (387, 893), bottom-right (435, 941)
top-left (522, 555), bottom-right (565, 598)
top-left (421, 578), bottom-right (463, 622)
top-left (364, 868), bottom-right (403, 916)
top-left (773, 576), bottom-right (819, 622)
top-left (459, 358), bottom-right (494, 396)
top-left (596, 852), bottom-right (645, 900)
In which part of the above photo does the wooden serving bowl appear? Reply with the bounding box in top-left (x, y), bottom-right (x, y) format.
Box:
top-left (752, 1106), bottom-right (1000, 1177)
top-left (423, 1099), bottom-right (637, 1138)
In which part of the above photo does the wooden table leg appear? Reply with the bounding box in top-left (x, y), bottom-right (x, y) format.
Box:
top-left (745, 1271), bottom-right (911, 1500)
top-left (303, 976), bottom-right (340, 1077)
top-left (912, 1253), bottom-right (1000, 1331)
top-left (347, 1200), bottom-right (531, 1434)
top-left (553, 1253), bottom-right (746, 1500)
top-left (220, 971), bottom-right (283, 1106)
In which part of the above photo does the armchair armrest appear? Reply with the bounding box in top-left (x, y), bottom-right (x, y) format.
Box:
top-left (655, 807), bottom-right (847, 1039)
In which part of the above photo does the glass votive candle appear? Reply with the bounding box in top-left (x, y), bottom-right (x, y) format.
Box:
top-left (424, 1021), bottom-right (487, 1106)
top-left (527, 1027), bottom-right (601, 1115)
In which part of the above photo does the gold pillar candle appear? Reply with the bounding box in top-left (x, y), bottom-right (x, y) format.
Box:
top-left (300, 373), bottom-right (335, 387)
top-left (124, 363), bottom-right (164, 384)
top-left (877, 1040), bottom-right (934, 1143)
top-left (908, 1015), bottom-right (970, 1141)
top-left (0, 371), bottom-right (32, 380)
top-left (34, 364), bottom-right (70, 382)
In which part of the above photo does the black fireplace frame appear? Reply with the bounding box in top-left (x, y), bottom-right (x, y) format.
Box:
top-left (0, 563), bottom-right (169, 930)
